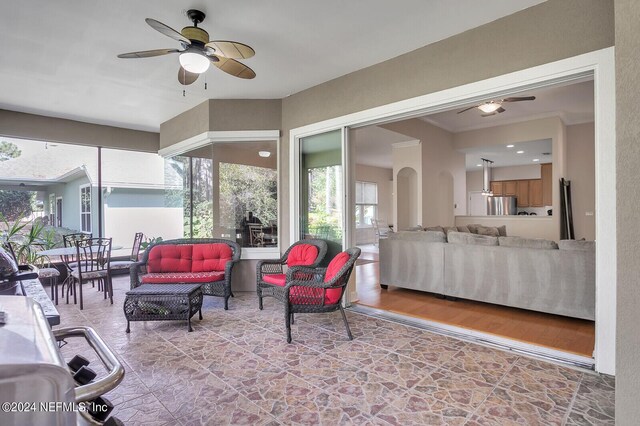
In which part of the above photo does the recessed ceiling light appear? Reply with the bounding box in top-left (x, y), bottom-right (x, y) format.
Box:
top-left (516, 150), bottom-right (524, 154)
top-left (533, 158), bottom-right (540, 162)
top-left (258, 151), bottom-right (271, 158)
top-left (506, 144), bottom-right (514, 148)
top-left (476, 164), bottom-right (482, 167)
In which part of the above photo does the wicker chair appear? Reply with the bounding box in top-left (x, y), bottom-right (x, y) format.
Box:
top-left (256, 239), bottom-right (328, 310)
top-left (268, 247), bottom-right (361, 343)
top-left (130, 238), bottom-right (241, 310)
top-left (110, 232), bottom-right (144, 271)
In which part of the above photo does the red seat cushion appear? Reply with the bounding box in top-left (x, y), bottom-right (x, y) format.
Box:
top-left (147, 245), bottom-right (192, 273)
top-left (141, 271), bottom-right (225, 284)
top-left (192, 244), bottom-right (233, 272)
top-left (286, 244), bottom-right (319, 267)
top-left (262, 274), bottom-right (286, 286)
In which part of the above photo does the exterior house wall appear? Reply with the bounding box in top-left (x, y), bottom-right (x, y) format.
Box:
top-left (44, 177), bottom-right (90, 233)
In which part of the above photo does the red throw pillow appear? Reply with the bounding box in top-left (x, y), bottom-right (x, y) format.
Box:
top-left (192, 244), bottom-right (233, 272)
top-left (286, 244), bottom-right (319, 267)
top-left (147, 245), bottom-right (192, 273)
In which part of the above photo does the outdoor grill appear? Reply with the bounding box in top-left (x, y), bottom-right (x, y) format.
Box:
top-left (0, 296), bottom-right (125, 425)
top-left (0, 245), bottom-right (38, 295)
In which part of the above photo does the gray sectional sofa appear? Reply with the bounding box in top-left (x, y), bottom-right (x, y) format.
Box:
top-left (379, 231), bottom-right (595, 320)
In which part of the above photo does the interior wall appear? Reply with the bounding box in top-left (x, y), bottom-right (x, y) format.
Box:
top-left (382, 119), bottom-right (465, 226)
top-left (392, 143), bottom-right (422, 229)
top-left (0, 109), bottom-right (159, 152)
top-left (355, 164), bottom-right (393, 244)
top-left (492, 164), bottom-right (542, 181)
top-left (566, 123), bottom-right (596, 240)
top-left (616, 0), bottom-right (640, 421)
top-left (454, 117), bottom-right (565, 240)
top-left (466, 170), bottom-right (484, 193)
top-left (280, 0), bottom-right (613, 248)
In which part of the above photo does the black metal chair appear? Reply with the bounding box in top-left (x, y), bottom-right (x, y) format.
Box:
top-left (267, 247), bottom-right (361, 343)
top-left (68, 238), bottom-right (112, 310)
top-left (109, 232), bottom-right (144, 272)
top-left (256, 239), bottom-right (328, 310)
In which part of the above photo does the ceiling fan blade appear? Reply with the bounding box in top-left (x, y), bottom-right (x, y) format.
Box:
top-left (211, 56), bottom-right (256, 79)
top-left (205, 40), bottom-right (255, 59)
top-left (178, 67), bottom-right (199, 85)
top-left (117, 48), bottom-right (180, 59)
top-left (146, 18), bottom-right (191, 45)
top-left (457, 105), bottom-right (479, 114)
top-left (502, 96), bottom-right (536, 102)
top-left (496, 107), bottom-right (506, 113)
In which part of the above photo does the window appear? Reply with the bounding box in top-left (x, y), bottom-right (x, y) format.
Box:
top-left (80, 185), bottom-right (91, 233)
top-left (48, 194), bottom-right (56, 227)
top-left (355, 181), bottom-right (377, 227)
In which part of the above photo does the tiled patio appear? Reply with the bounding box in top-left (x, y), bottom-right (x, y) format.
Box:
top-left (55, 275), bottom-right (615, 425)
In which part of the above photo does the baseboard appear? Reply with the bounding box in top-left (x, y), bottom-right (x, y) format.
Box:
top-left (348, 304), bottom-right (595, 371)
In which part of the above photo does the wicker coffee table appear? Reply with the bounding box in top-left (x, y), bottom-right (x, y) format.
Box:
top-left (124, 284), bottom-right (203, 333)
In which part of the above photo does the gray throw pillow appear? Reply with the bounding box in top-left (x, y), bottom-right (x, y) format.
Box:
top-left (425, 226), bottom-right (444, 233)
top-left (456, 226), bottom-right (471, 233)
top-left (497, 225), bottom-right (507, 237)
top-left (444, 226), bottom-right (458, 235)
top-left (476, 225), bottom-right (500, 237)
top-left (499, 236), bottom-right (559, 250)
top-left (448, 231), bottom-right (499, 246)
top-left (466, 224), bottom-right (482, 234)
top-left (558, 240), bottom-right (595, 251)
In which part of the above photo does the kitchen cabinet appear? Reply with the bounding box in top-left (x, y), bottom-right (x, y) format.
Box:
top-left (504, 181), bottom-right (517, 196)
top-left (516, 180), bottom-right (529, 207)
top-left (490, 181), bottom-right (503, 196)
top-left (529, 179), bottom-right (543, 207)
top-left (541, 163), bottom-right (552, 206)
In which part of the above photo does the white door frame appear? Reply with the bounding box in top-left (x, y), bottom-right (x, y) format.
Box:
top-left (289, 47), bottom-right (615, 374)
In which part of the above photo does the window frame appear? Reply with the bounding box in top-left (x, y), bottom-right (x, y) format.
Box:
top-left (79, 184), bottom-right (92, 233)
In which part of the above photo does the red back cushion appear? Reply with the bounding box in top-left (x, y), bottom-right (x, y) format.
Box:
top-left (147, 245), bottom-right (192, 273)
top-left (324, 251), bottom-right (351, 304)
top-left (287, 244), bottom-right (319, 267)
top-left (192, 244), bottom-right (233, 272)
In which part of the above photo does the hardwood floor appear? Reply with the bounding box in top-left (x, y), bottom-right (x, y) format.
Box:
top-left (354, 245), bottom-right (595, 357)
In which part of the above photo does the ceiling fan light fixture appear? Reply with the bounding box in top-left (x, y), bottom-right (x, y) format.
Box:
top-left (477, 102), bottom-right (502, 114)
top-left (258, 151), bottom-right (271, 158)
top-left (179, 52), bottom-right (210, 73)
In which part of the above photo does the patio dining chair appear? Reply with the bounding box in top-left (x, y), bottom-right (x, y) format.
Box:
top-left (256, 239), bottom-right (328, 310)
top-left (248, 224), bottom-right (264, 247)
top-left (67, 237), bottom-right (112, 310)
top-left (267, 247), bottom-right (361, 343)
top-left (109, 232), bottom-right (144, 272)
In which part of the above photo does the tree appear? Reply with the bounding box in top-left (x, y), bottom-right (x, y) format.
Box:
top-left (0, 141), bottom-right (21, 162)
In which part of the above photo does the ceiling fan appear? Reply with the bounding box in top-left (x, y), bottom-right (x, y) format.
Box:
top-left (457, 96), bottom-right (536, 117)
top-left (117, 9), bottom-right (256, 85)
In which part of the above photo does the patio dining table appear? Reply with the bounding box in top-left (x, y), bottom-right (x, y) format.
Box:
top-left (38, 245), bottom-right (123, 258)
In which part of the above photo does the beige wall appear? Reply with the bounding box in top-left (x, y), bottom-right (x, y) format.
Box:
top-left (616, 0), bottom-right (640, 422)
top-left (0, 109), bottom-right (159, 152)
top-left (566, 123), bottom-right (595, 240)
top-left (279, 0), bottom-right (612, 247)
top-left (391, 143), bottom-right (422, 229)
top-left (466, 170), bottom-right (484, 193)
top-left (159, 99), bottom-right (282, 149)
top-left (382, 119), bottom-right (465, 227)
top-left (355, 164), bottom-right (393, 244)
top-left (465, 165), bottom-right (542, 194)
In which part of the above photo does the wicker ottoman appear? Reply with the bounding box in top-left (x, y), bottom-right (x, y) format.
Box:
top-left (124, 284), bottom-right (203, 333)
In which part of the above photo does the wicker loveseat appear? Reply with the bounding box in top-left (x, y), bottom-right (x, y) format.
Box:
top-left (130, 238), bottom-right (241, 310)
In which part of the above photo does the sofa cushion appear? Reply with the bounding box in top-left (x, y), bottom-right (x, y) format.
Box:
top-left (476, 225), bottom-right (500, 237)
top-left (141, 271), bottom-right (225, 284)
top-left (425, 226), bottom-right (444, 233)
top-left (147, 245), bottom-right (192, 273)
top-left (262, 273), bottom-right (286, 286)
top-left (444, 226), bottom-right (458, 235)
top-left (558, 240), bottom-right (595, 251)
top-left (497, 225), bottom-right (508, 237)
top-left (287, 244), bottom-right (319, 267)
top-left (466, 224), bottom-right (482, 234)
top-left (456, 226), bottom-right (471, 233)
top-left (404, 226), bottom-right (423, 231)
top-left (447, 231), bottom-right (498, 246)
top-left (498, 236), bottom-right (558, 250)
top-left (192, 243), bottom-right (233, 272)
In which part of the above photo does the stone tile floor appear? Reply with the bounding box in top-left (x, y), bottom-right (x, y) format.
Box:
top-left (54, 275), bottom-right (614, 425)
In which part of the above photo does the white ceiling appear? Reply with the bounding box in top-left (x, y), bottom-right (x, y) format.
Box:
top-left (0, 1), bottom-right (545, 132)
top-left (354, 79), bottom-right (592, 169)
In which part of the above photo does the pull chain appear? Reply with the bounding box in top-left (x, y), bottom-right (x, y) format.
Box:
top-left (205, 73), bottom-right (207, 90)
top-left (183, 89), bottom-right (186, 97)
